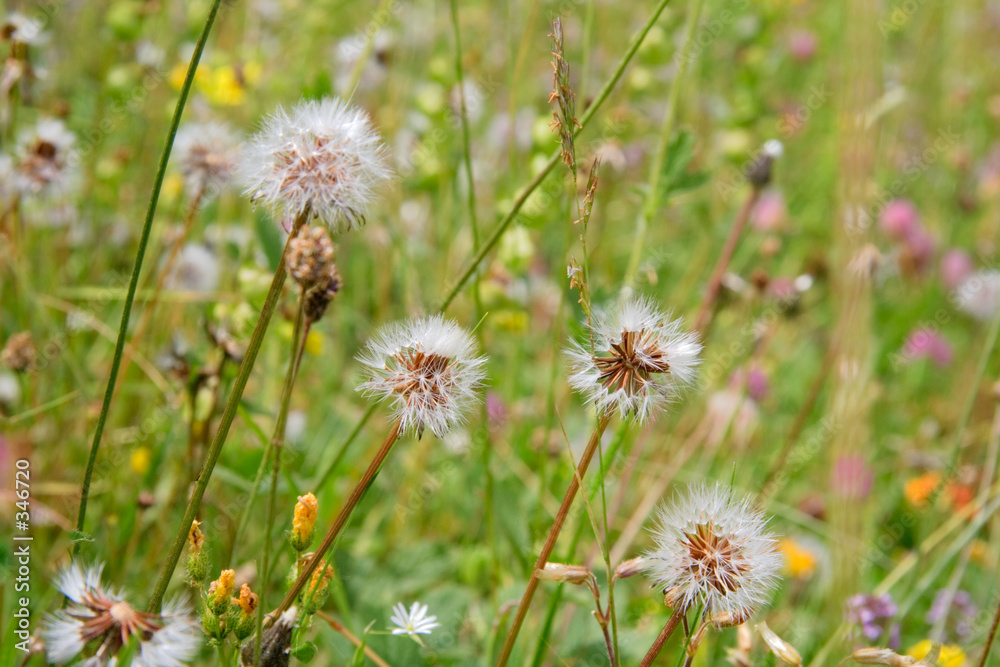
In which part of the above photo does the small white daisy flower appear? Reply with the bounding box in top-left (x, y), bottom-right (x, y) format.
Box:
top-left (954, 270), bottom-right (1000, 321)
top-left (566, 297), bottom-right (701, 423)
top-left (14, 118), bottom-right (77, 198)
top-left (357, 315), bottom-right (487, 438)
top-left (172, 121), bottom-right (240, 200)
top-left (643, 484), bottom-right (782, 626)
top-left (389, 602), bottom-right (440, 640)
top-left (241, 98), bottom-right (391, 233)
top-left (42, 562), bottom-right (201, 666)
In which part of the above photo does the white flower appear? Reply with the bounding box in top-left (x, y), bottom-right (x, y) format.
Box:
top-left (389, 602), bottom-right (440, 640)
top-left (2, 13), bottom-right (46, 45)
top-left (357, 315), bottom-right (487, 438)
top-left (643, 484), bottom-right (782, 625)
top-left (165, 243), bottom-right (219, 293)
top-left (172, 122), bottom-right (240, 199)
top-left (762, 139), bottom-right (784, 158)
top-left (42, 562), bottom-right (201, 666)
top-left (955, 270), bottom-right (1000, 321)
top-left (241, 98), bottom-right (391, 233)
top-left (14, 118), bottom-right (77, 198)
top-left (566, 297), bottom-right (701, 423)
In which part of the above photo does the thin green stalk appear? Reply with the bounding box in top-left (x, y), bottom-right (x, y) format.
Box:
top-left (146, 212), bottom-right (308, 613)
top-left (596, 442), bottom-right (619, 665)
top-left (255, 293), bottom-right (308, 664)
top-left (440, 0), bottom-right (675, 314)
top-left (73, 0), bottom-right (225, 554)
top-left (623, 0), bottom-right (705, 291)
top-left (449, 0), bottom-right (479, 249)
top-left (978, 594), bottom-right (1000, 667)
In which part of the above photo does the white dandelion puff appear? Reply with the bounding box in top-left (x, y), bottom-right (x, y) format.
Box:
top-left (240, 98), bottom-right (391, 233)
top-left (389, 602), bottom-right (440, 639)
top-left (643, 484), bottom-right (782, 626)
top-left (13, 118), bottom-right (77, 198)
top-left (164, 243), bottom-right (220, 293)
top-left (565, 297), bottom-right (701, 423)
top-left (357, 315), bottom-right (487, 438)
top-left (955, 270), bottom-right (1000, 321)
top-left (42, 562), bottom-right (201, 666)
top-left (172, 121), bottom-right (240, 200)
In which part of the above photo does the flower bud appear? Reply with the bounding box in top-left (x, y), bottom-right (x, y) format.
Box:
top-left (231, 583), bottom-right (258, 641)
top-left (536, 562), bottom-right (592, 586)
top-left (290, 493), bottom-right (318, 552)
top-left (849, 648), bottom-right (917, 665)
top-left (208, 569), bottom-right (236, 616)
top-left (757, 621), bottom-right (802, 666)
top-left (185, 520), bottom-right (210, 584)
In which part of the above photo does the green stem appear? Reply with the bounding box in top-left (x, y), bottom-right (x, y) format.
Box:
top-left (146, 212), bottom-right (307, 613)
top-left (622, 0), bottom-right (705, 292)
top-left (254, 293), bottom-right (308, 664)
top-left (439, 0), bottom-right (675, 314)
top-left (73, 0), bottom-right (225, 554)
top-left (449, 0), bottom-right (479, 249)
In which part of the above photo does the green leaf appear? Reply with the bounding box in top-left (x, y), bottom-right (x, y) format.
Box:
top-left (255, 210), bottom-right (285, 272)
top-left (70, 530), bottom-right (94, 543)
top-left (293, 641), bottom-right (317, 662)
top-left (659, 130), bottom-right (707, 199)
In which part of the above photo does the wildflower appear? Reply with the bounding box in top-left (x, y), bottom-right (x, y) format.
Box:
top-left (643, 484), bottom-right (782, 625)
top-left (940, 249), bottom-right (973, 291)
top-left (165, 243), bottom-right (220, 293)
top-left (902, 329), bottom-right (953, 367)
top-left (566, 297), bottom-right (701, 423)
top-left (172, 122), bottom-right (240, 199)
top-left (846, 593), bottom-right (899, 647)
top-left (906, 640), bottom-right (965, 667)
top-left (746, 366), bottom-right (770, 402)
top-left (240, 606), bottom-right (297, 667)
top-left (241, 98), bottom-right (391, 233)
top-left (185, 520), bottom-right (210, 584)
top-left (389, 602), bottom-right (440, 642)
top-left (926, 590), bottom-right (978, 640)
top-left (231, 584), bottom-right (258, 642)
top-left (208, 569), bottom-right (236, 616)
top-left (357, 314), bottom-right (487, 438)
top-left (955, 270), bottom-right (1000, 321)
top-left (298, 559), bottom-right (333, 613)
top-left (286, 224), bottom-right (336, 289)
top-left (757, 621), bottom-right (803, 666)
top-left (2, 13), bottom-right (46, 46)
top-left (13, 118), bottom-right (76, 197)
top-left (750, 191), bottom-right (787, 232)
top-left (780, 538), bottom-right (817, 580)
top-left (290, 492), bottom-right (318, 552)
top-left (880, 199), bottom-right (920, 242)
top-left (42, 562), bottom-right (200, 666)
top-left (905, 472), bottom-right (941, 507)
top-left (2, 331), bottom-right (36, 372)
top-left (787, 29), bottom-right (817, 62)
top-left (832, 455), bottom-right (873, 500)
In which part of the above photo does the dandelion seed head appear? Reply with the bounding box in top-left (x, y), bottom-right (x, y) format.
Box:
top-left (14, 118), bottom-right (76, 198)
top-left (42, 562), bottom-right (200, 666)
top-left (165, 243), bottom-right (219, 293)
top-left (566, 297), bottom-right (701, 423)
top-left (643, 484), bottom-right (782, 625)
top-left (241, 98), bottom-right (391, 233)
top-left (357, 315), bottom-right (487, 438)
top-left (955, 270), bottom-right (1000, 321)
top-left (173, 122), bottom-right (240, 199)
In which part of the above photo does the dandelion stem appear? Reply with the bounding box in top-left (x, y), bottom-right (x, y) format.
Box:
top-left (639, 609), bottom-right (683, 667)
top-left (495, 412), bottom-right (612, 667)
top-left (275, 419), bottom-right (403, 616)
top-left (146, 211), bottom-right (308, 612)
top-left (978, 592), bottom-right (1000, 667)
top-left (439, 0), bottom-right (675, 314)
top-left (73, 0), bottom-right (224, 555)
top-left (255, 291), bottom-right (308, 664)
top-left (692, 188), bottom-right (759, 337)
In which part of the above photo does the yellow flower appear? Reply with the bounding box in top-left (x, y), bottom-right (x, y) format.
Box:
top-left (780, 537), bottom-right (817, 579)
top-left (231, 583), bottom-right (258, 616)
top-left (305, 329), bottom-right (324, 356)
top-left (130, 446), bottom-right (151, 475)
top-left (906, 640), bottom-right (966, 667)
top-left (208, 569), bottom-right (236, 614)
top-left (905, 472), bottom-right (941, 507)
top-left (290, 492), bottom-right (318, 552)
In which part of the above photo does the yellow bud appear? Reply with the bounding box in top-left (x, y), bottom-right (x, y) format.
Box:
top-left (290, 493), bottom-right (318, 552)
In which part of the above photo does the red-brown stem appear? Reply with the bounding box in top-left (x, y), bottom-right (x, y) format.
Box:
top-left (315, 611), bottom-right (392, 667)
top-left (692, 188), bottom-right (760, 337)
top-left (639, 609), bottom-right (683, 667)
top-left (495, 412), bottom-right (612, 666)
top-left (978, 592), bottom-right (1000, 667)
top-left (274, 419), bottom-right (403, 616)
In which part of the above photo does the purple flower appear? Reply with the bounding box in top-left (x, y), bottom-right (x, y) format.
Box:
top-left (927, 589), bottom-right (978, 639)
top-left (847, 593), bottom-right (900, 647)
top-left (940, 249), bottom-right (973, 291)
top-left (903, 329), bottom-right (953, 367)
top-left (788, 30), bottom-right (817, 62)
top-left (880, 199), bottom-right (920, 241)
top-left (832, 455), bottom-right (873, 500)
top-left (746, 366), bottom-right (770, 402)
top-left (751, 191), bottom-right (787, 232)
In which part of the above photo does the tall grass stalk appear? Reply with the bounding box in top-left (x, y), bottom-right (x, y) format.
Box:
top-left (146, 210), bottom-right (309, 612)
top-left (73, 0), bottom-right (225, 554)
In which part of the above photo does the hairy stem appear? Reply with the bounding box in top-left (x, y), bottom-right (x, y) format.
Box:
top-left (495, 412), bottom-right (612, 667)
top-left (74, 0), bottom-right (224, 555)
top-left (146, 211), bottom-right (307, 612)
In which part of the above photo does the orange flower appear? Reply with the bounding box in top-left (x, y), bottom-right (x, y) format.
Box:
top-left (905, 472), bottom-right (941, 507)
